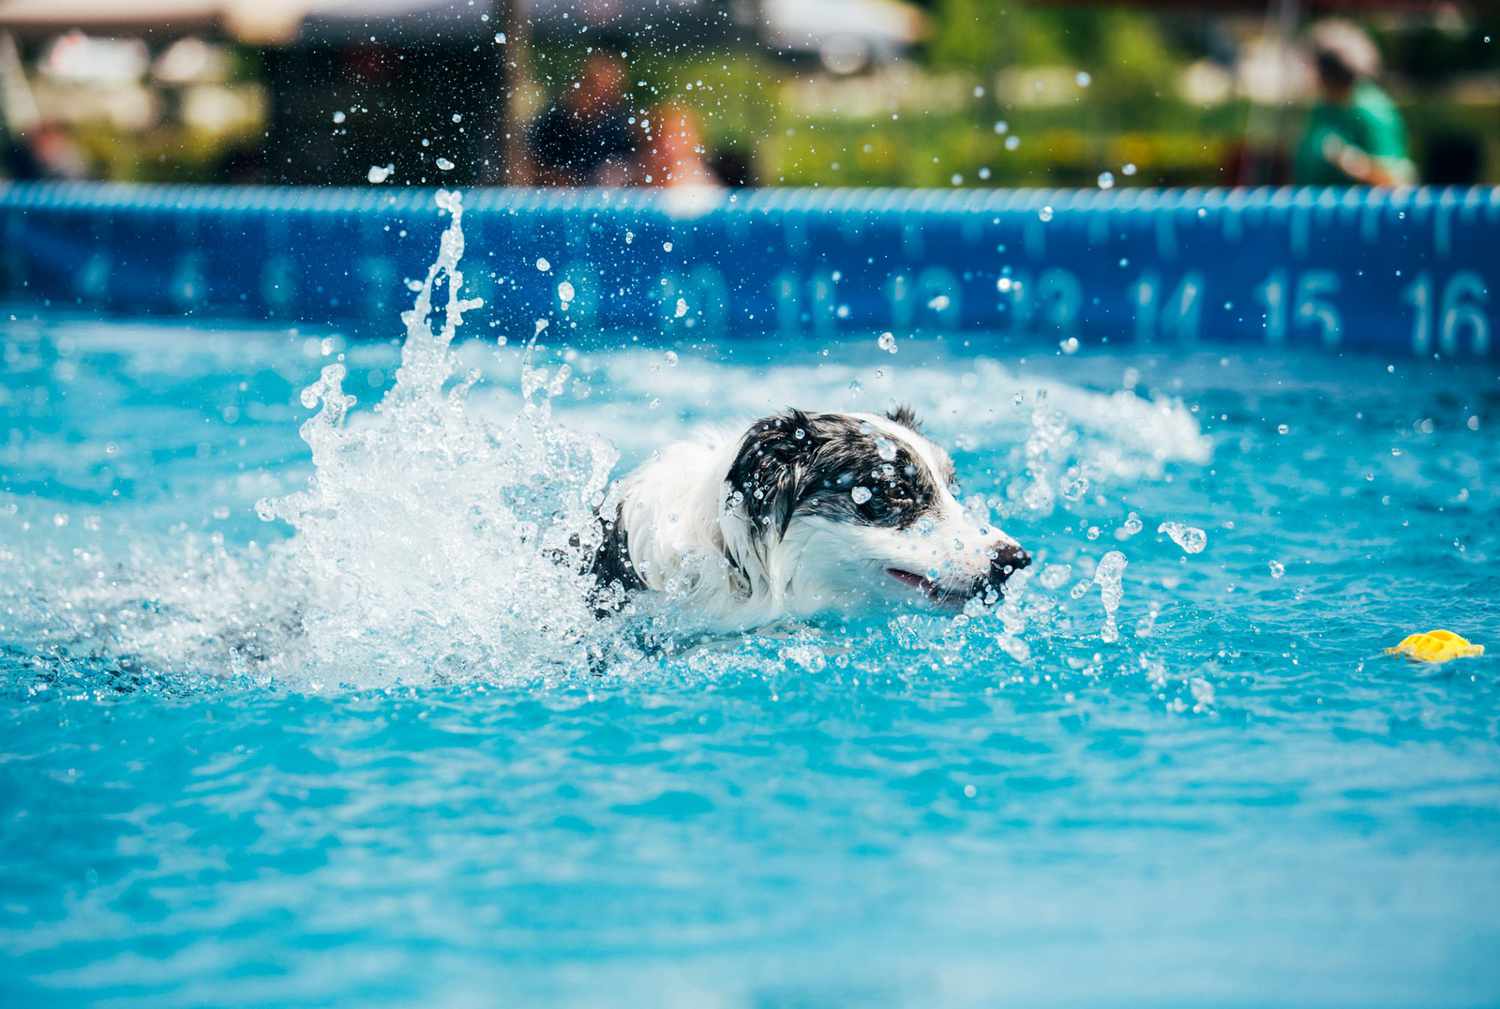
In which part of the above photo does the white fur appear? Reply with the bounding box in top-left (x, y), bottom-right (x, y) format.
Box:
top-left (608, 412), bottom-right (1020, 629)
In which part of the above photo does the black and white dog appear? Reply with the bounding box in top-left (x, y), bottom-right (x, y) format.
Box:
top-left (588, 407), bottom-right (1029, 627)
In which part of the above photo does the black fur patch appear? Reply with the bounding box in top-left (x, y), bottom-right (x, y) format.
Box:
top-left (587, 504), bottom-right (646, 599)
top-left (885, 404), bottom-right (923, 432)
top-left (725, 409), bottom-right (939, 541)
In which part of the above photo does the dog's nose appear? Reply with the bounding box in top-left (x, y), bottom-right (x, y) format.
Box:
top-left (988, 542), bottom-right (1031, 587)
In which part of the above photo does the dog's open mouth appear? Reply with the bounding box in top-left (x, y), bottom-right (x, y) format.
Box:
top-left (886, 568), bottom-right (964, 606)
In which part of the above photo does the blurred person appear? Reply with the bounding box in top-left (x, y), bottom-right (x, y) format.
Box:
top-left (30, 123), bottom-right (91, 180)
top-left (638, 103), bottom-right (720, 189)
top-left (1294, 20), bottom-right (1416, 187)
top-left (529, 53), bottom-right (636, 186)
top-left (2, 121), bottom-right (89, 181)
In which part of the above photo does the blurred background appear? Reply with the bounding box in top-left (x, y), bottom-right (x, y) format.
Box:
top-left (0, 0), bottom-right (1494, 189)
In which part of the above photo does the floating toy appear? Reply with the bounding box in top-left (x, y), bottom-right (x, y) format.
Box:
top-left (1386, 630), bottom-right (1485, 664)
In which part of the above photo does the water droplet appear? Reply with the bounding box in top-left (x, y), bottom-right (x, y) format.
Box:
top-left (494, 32), bottom-right (507, 43)
top-left (536, 257), bottom-right (551, 272)
top-left (1269, 560), bottom-right (1285, 579)
top-left (877, 332), bottom-right (898, 353)
top-left (993, 120), bottom-right (1009, 134)
top-left (557, 281), bottom-right (575, 304)
top-left (996, 276), bottom-right (1013, 293)
top-left (875, 437), bottom-right (897, 461)
top-left (1038, 205), bottom-right (1054, 222)
top-left (1075, 71), bottom-right (1092, 87)
top-left (662, 241), bottom-right (674, 252)
top-left (851, 486), bottom-right (873, 505)
top-left (367, 164), bottom-right (394, 184)
top-left (1122, 162), bottom-right (1138, 176)
top-left (664, 350), bottom-right (678, 367)
top-left (332, 110), bottom-right (346, 124)
top-left (1097, 171), bottom-right (1115, 190)
top-left (1059, 336), bottom-right (1080, 355)
top-left (435, 157), bottom-right (455, 172)
top-left (1005, 135), bottom-right (1021, 151)
top-left (1277, 423), bottom-right (1290, 435)
top-left (1094, 550), bottom-right (1128, 643)
top-left (674, 298), bottom-right (688, 318)
top-left (927, 294), bottom-right (950, 311)
top-left (1158, 521), bottom-right (1208, 554)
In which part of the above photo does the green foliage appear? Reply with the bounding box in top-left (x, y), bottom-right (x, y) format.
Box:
top-left (761, 113), bottom-right (1234, 189)
top-left (928, 0), bottom-right (1179, 94)
top-left (927, 0), bottom-right (1008, 70)
top-left (1086, 11), bottom-right (1180, 99)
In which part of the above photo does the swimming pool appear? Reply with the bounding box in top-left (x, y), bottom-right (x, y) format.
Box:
top-left (2, 187), bottom-right (1498, 1007)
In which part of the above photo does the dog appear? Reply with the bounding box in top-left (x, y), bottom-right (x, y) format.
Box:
top-left (587, 406), bottom-right (1029, 627)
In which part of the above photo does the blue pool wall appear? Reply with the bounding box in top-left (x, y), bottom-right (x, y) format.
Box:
top-left (1, 182), bottom-right (1495, 356)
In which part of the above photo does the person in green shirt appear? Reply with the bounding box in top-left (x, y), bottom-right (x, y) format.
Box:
top-left (1294, 20), bottom-right (1416, 187)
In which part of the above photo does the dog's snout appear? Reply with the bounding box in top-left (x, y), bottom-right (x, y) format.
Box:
top-left (988, 542), bottom-right (1031, 586)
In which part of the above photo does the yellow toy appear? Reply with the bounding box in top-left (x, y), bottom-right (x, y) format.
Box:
top-left (1386, 630), bottom-right (1485, 664)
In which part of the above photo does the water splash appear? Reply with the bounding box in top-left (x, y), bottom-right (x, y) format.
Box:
top-left (248, 190), bottom-right (620, 685)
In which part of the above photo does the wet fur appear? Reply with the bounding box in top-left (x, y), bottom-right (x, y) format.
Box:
top-left (588, 406), bottom-right (1028, 628)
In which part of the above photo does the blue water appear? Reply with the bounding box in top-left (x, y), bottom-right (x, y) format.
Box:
top-left (2, 309), bottom-right (1498, 1007)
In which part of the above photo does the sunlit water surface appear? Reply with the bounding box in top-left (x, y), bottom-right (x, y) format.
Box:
top-left (3, 220), bottom-right (1499, 1007)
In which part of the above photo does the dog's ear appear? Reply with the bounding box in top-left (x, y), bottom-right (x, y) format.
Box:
top-left (725, 409), bottom-right (817, 541)
top-left (885, 404), bottom-right (923, 432)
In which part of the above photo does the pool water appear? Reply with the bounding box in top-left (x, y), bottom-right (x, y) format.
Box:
top-left (3, 212), bottom-right (1499, 1007)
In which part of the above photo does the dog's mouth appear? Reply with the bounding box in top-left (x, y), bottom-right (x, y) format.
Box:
top-left (886, 568), bottom-right (967, 607)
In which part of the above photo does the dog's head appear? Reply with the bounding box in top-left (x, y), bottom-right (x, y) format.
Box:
top-left (719, 406), bottom-right (1028, 613)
